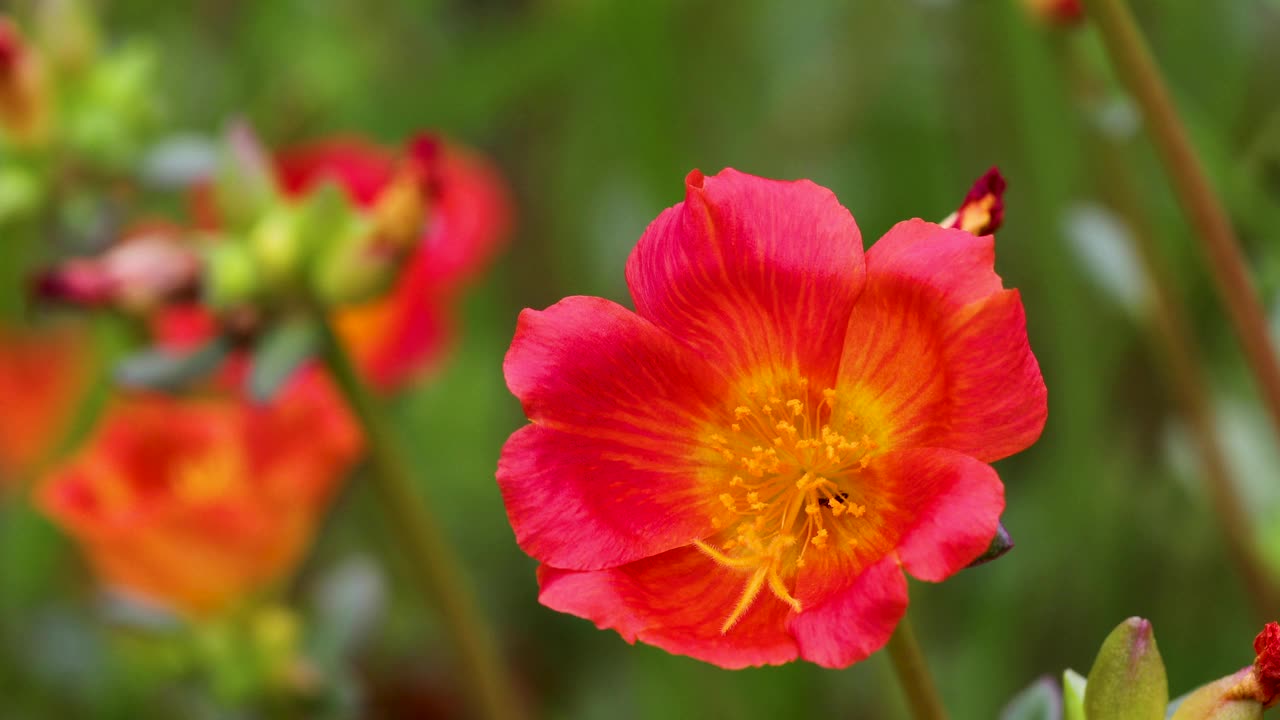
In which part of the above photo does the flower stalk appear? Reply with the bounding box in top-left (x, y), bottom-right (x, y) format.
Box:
top-left (1084, 0), bottom-right (1280, 449)
top-left (885, 615), bottom-right (949, 720)
top-left (1052, 37), bottom-right (1280, 620)
top-left (315, 313), bottom-right (520, 720)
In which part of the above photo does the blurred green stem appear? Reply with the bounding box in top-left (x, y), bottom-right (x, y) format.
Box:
top-left (316, 316), bottom-right (521, 720)
top-left (1084, 0), bottom-right (1280, 447)
top-left (886, 615), bottom-right (949, 720)
top-left (1056, 40), bottom-right (1280, 620)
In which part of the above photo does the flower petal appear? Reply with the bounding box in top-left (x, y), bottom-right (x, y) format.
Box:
top-left (867, 219), bottom-right (1003, 306)
top-left (417, 143), bottom-right (513, 292)
top-left (333, 257), bottom-right (452, 390)
top-left (788, 554), bottom-right (907, 669)
top-left (785, 448), bottom-right (1001, 666)
top-left (871, 448), bottom-right (1004, 582)
top-left (500, 296), bottom-right (728, 570)
top-left (275, 137), bottom-right (395, 207)
top-left (538, 545), bottom-right (799, 669)
top-left (839, 220), bottom-right (1045, 461)
top-left (626, 169), bottom-right (865, 387)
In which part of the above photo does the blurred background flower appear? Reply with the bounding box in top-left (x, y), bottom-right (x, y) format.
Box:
top-left (36, 369), bottom-right (360, 617)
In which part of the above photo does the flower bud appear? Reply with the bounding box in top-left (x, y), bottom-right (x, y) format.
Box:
top-left (945, 167), bottom-right (1006, 236)
top-left (37, 229), bottom-right (202, 312)
top-left (1085, 617), bottom-right (1169, 720)
top-left (247, 203), bottom-right (307, 288)
top-left (1022, 0), bottom-right (1085, 26)
top-left (1170, 669), bottom-right (1263, 720)
top-left (202, 241), bottom-right (261, 310)
top-left (1253, 622), bottom-right (1280, 707)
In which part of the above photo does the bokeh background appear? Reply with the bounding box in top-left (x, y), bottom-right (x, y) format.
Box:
top-left (3, 0), bottom-right (1280, 717)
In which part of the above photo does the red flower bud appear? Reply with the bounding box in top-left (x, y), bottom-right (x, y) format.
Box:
top-left (37, 229), bottom-right (202, 312)
top-left (946, 167), bottom-right (1006, 236)
top-left (1022, 0), bottom-right (1085, 26)
top-left (1254, 622), bottom-right (1280, 706)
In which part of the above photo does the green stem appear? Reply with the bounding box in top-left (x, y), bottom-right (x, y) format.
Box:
top-left (315, 316), bottom-right (521, 720)
top-left (1055, 39), bottom-right (1280, 620)
top-left (885, 615), bottom-right (949, 720)
top-left (1085, 0), bottom-right (1280, 449)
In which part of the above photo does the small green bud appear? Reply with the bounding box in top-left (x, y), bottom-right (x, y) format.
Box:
top-left (306, 215), bottom-right (392, 306)
top-left (247, 204), bottom-right (305, 289)
top-left (202, 241), bottom-right (260, 309)
top-left (1084, 617), bottom-right (1168, 720)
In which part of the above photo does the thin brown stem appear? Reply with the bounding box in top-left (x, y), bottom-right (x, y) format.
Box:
top-left (885, 615), bottom-right (949, 720)
top-left (316, 315), bottom-right (522, 720)
top-left (1084, 0), bottom-right (1280, 447)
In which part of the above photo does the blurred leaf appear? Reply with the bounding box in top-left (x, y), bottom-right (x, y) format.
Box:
top-left (1085, 618), bottom-right (1169, 720)
top-left (247, 318), bottom-right (319, 403)
top-left (1063, 669), bottom-right (1087, 720)
top-left (1001, 676), bottom-right (1062, 720)
top-left (0, 165), bottom-right (41, 222)
top-left (115, 338), bottom-right (229, 392)
top-left (213, 119), bottom-right (279, 233)
top-left (1063, 203), bottom-right (1144, 315)
top-left (967, 522), bottom-right (1015, 568)
top-left (308, 554), bottom-right (386, 667)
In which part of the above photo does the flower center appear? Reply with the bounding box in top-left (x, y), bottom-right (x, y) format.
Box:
top-left (697, 375), bottom-right (878, 633)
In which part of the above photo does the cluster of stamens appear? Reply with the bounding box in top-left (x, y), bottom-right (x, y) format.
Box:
top-left (696, 378), bottom-right (878, 633)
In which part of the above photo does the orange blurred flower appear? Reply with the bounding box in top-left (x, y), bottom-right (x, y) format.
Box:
top-left (38, 370), bottom-right (361, 616)
top-left (0, 323), bottom-right (92, 483)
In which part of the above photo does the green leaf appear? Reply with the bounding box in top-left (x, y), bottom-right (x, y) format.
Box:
top-left (247, 318), bottom-right (320, 403)
top-left (1000, 676), bottom-right (1061, 720)
top-left (213, 120), bottom-right (279, 233)
top-left (1084, 618), bottom-right (1169, 720)
top-left (115, 338), bottom-right (229, 392)
top-left (1063, 669), bottom-right (1086, 720)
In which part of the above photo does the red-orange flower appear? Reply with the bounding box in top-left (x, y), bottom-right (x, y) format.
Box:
top-left (0, 323), bottom-right (92, 483)
top-left (38, 370), bottom-right (361, 616)
top-left (275, 135), bottom-right (512, 389)
top-left (497, 169), bottom-right (1046, 668)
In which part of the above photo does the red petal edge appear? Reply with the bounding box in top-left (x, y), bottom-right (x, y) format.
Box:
top-left (538, 545), bottom-right (800, 669)
top-left (500, 296), bottom-right (727, 570)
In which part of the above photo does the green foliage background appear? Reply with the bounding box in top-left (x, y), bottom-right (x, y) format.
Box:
top-left (3, 0), bottom-right (1280, 717)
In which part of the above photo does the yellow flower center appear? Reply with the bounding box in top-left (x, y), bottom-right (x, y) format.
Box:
top-left (173, 444), bottom-right (246, 504)
top-left (697, 375), bottom-right (879, 633)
